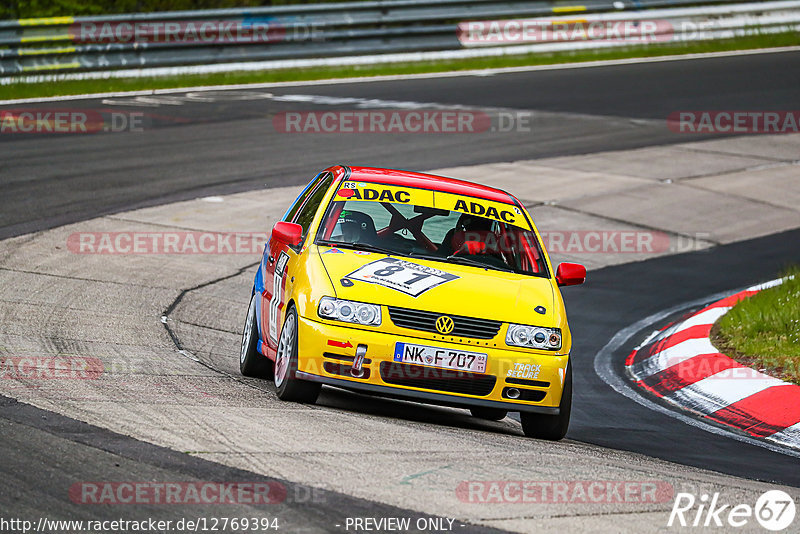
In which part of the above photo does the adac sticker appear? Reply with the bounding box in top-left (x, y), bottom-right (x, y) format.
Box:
top-left (435, 191), bottom-right (530, 230)
top-left (336, 182), bottom-right (433, 206)
top-left (334, 181), bottom-right (529, 230)
top-left (345, 257), bottom-right (459, 297)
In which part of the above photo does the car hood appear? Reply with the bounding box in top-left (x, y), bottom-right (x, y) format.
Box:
top-left (316, 246), bottom-right (559, 326)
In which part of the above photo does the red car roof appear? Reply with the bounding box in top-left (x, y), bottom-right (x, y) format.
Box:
top-left (340, 166), bottom-right (518, 205)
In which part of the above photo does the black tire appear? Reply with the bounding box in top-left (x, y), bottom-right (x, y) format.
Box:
top-left (240, 293), bottom-right (274, 379)
top-left (274, 305), bottom-right (321, 404)
top-left (470, 407), bottom-right (508, 421)
top-left (520, 363), bottom-right (572, 440)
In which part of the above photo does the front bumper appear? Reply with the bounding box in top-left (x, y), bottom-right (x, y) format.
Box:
top-left (296, 315), bottom-right (568, 414)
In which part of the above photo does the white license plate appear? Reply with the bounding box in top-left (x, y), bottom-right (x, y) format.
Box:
top-left (393, 342), bottom-right (487, 373)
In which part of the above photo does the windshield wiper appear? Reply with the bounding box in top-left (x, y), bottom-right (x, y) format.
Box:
top-left (324, 243), bottom-right (516, 273)
top-left (445, 254), bottom-right (515, 273)
top-left (407, 251), bottom-right (444, 262)
top-left (409, 250), bottom-right (514, 273)
top-left (319, 241), bottom-right (398, 256)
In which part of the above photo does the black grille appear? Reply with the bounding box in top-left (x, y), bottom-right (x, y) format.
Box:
top-left (387, 306), bottom-right (502, 339)
top-left (502, 387), bottom-right (546, 402)
top-left (379, 362), bottom-right (496, 397)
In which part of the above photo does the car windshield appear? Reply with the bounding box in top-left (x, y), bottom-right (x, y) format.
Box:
top-left (315, 191), bottom-right (548, 276)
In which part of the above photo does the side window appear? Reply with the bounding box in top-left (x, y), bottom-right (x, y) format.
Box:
top-left (292, 174), bottom-right (334, 242)
top-left (283, 172), bottom-right (325, 222)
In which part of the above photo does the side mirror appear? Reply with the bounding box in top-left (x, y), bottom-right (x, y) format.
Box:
top-left (556, 262), bottom-right (586, 287)
top-left (272, 221), bottom-right (303, 247)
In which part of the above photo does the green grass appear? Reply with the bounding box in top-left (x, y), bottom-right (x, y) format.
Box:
top-left (713, 267), bottom-right (800, 385)
top-left (3, 0), bottom-right (352, 19)
top-left (2, 31), bottom-right (800, 101)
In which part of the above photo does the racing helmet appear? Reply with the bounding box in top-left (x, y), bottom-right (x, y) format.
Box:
top-left (331, 210), bottom-right (378, 244)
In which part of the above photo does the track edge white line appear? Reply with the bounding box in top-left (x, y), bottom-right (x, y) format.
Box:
top-left (593, 279), bottom-right (800, 460)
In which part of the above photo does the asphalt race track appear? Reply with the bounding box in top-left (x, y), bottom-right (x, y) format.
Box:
top-left (569, 228), bottom-right (800, 485)
top-left (2, 50), bottom-right (800, 532)
top-left (3, 50), bottom-right (800, 239)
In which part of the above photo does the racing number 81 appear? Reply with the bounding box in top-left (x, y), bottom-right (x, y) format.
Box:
top-left (374, 264), bottom-right (430, 285)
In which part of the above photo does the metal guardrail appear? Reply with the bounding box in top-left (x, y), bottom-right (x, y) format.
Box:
top-left (0, 0), bottom-right (795, 77)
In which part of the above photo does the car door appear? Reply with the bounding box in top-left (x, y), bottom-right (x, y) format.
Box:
top-left (262, 172), bottom-right (334, 350)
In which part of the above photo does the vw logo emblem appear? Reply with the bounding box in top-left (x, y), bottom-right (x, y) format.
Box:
top-left (435, 315), bottom-right (455, 335)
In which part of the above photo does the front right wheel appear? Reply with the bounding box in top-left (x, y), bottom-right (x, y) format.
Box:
top-left (274, 305), bottom-right (321, 404)
top-left (520, 363), bottom-right (572, 440)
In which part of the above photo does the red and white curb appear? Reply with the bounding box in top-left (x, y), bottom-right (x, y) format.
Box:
top-left (626, 279), bottom-right (800, 451)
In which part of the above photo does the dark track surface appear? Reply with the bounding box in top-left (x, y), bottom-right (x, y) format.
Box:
top-left (2, 231), bottom-right (797, 526)
top-left (2, 50), bottom-right (799, 239)
top-left (280, 50), bottom-right (800, 120)
top-left (567, 228), bottom-right (800, 487)
top-left (0, 396), bottom-right (506, 533)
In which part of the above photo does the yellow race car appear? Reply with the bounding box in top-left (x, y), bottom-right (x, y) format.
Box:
top-left (240, 165), bottom-right (585, 440)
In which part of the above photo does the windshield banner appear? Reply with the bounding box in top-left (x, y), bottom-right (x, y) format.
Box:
top-left (334, 181), bottom-right (531, 230)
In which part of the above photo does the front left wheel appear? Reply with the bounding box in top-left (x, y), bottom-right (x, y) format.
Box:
top-left (240, 293), bottom-right (274, 379)
top-left (274, 305), bottom-right (321, 404)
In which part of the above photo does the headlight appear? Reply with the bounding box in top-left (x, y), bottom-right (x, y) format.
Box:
top-left (318, 297), bottom-right (381, 326)
top-left (506, 324), bottom-right (561, 350)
